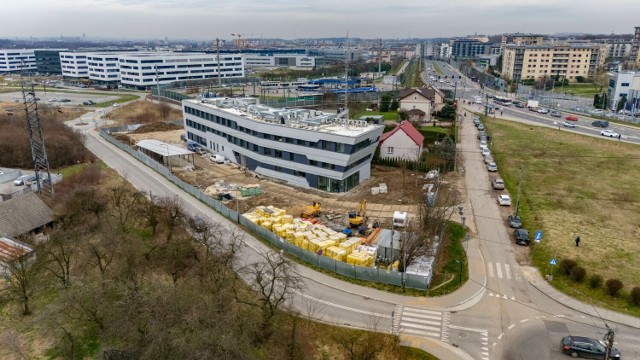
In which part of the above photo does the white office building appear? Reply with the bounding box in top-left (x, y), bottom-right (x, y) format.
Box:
top-left (87, 52), bottom-right (147, 84)
top-left (183, 97), bottom-right (383, 192)
top-left (60, 52), bottom-right (89, 79)
top-left (119, 52), bottom-right (244, 89)
top-left (244, 54), bottom-right (316, 69)
top-left (0, 49), bottom-right (36, 73)
top-left (607, 70), bottom-right (640, 113)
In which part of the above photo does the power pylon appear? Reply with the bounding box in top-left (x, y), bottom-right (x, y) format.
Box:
top-left (20, 72), bottom-right (54, 197)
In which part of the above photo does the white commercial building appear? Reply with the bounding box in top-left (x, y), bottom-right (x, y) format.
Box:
top-left (60, 51), bottom-right (89, 79)
top-left (119, 52), bottom-right (244, 89)
top-left (607, 70), bottom-right (640, 113)
top-left (183, 97), bottom-right (383, 192)
top-left (244, 54), bottom-right (316, 69)
top-left (0, 49), bottom-right (36, 73)
top-left (87, 52), bottom-right (146, 84)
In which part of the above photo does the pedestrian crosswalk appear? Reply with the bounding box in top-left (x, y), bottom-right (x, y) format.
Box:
top-left (395, 305), bottom-right (447, 340)
top-left (487, 261), bottom-right (520, 280)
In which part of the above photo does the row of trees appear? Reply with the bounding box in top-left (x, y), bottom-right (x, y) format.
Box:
top-left (0, 165), bottom-right (410, 360)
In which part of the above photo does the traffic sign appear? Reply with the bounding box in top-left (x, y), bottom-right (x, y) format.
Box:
top-left (550, 258), bottom-right (557, 266)
top-left (535, 230), bottom-right (543, 242)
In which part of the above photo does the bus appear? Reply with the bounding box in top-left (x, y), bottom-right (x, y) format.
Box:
top-left (493, 95), bottom-right (512, 106)
top-left (297, 84), bottom-right (321, 92)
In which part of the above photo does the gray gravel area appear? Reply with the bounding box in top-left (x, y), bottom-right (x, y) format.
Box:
top-left (0, 91), bottom-right (119, 106)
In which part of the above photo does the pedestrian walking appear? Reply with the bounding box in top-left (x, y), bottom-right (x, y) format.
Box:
top-left (618, 134), bottom-right (622, 141)
top-left (500, 111), bottom-right (503, 117)
top-left (575, 235), bottom-right (580, 247)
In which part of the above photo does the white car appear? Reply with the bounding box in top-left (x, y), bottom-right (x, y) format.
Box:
top-left (600, 130), bottom-right (619, 138)
top-left (479, 140), bottom-right (487, 148)
top-left (497, 194), bottom-right (512, 206)
top-left (487, 162), bottom-right (498, 172)
top-left (481, 147), bottom-right (491, 157)
top-left (112, 103), bottom-right (120, 107)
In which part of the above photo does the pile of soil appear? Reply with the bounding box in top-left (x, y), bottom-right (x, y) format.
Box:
top-left (131, 122), bottom-right (182, 134)
top-left (113, 134), bottom-right (134, 146)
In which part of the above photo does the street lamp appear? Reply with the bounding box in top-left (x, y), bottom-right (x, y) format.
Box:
top-left (453, 260), bottom-right (463, 284)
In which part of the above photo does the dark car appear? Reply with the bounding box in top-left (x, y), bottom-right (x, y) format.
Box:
top-left (514, 102), bottom-right (525, 108)
top-left (508, 214), bottom-right (522, 229)
top-left (514, 229), bottom-right (529, 245)
top-left (592, 120), bottom-right (609, 128)
top-left (561, 335), bottom-right (620, 359)
top-left (473, 118), bottom-right (481, 127)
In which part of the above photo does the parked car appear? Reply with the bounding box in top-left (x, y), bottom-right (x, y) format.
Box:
top-left (112, 103), bottom-right (120, 108)
top-left (13, 175), bottom-right (37, 186)
top-left (514, 102), bottom-right (525, 108)
top-left (514, 228), bottom-right (530, 245)
top-left (477, 124), bottom-right (485, 131)
top-left (473, 118), bottom-right (481, 126)
top-left (565, 115), bottom-right (579, 121)
top-left (486, 162), bottom-right (498, 172)
top-left (561, 335), bottom-right (620, 359)
top-left (479, 140), bottom-right (488, 148)
top-left (562, 121), bottom-right (576, 128)
top-left (484, 154), bottom-right (494, 165)
top-left (592, 120), bottom-right (609, 128)
top-left (491, 178), bottom-right (505, 190)
top-left (537, 108), bottom-right (549, 114)
top-left (508, 214), bottom-right (522, 229)
top-left (601, 130), bottom-right (619, 138)
top-left (550, 110), bottom-right (561, 117)
top-left (210, 154), bottom-right (226, 164)
top-left (481, 147), bottom-right (491, 157)
top-left (497, 194), bottom-right (511, 206)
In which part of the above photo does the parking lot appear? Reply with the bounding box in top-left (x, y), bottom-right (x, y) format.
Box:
top-left (0, 90), bottom-right (119, 106)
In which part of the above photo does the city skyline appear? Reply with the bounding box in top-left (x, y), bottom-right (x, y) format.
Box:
top-left (2, 0), bottom-right (639, 41)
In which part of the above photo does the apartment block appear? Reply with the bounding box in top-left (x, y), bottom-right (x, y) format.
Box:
top-left (502, 43), bottom-right (606, 82)
top-left (0, 49), bottom-right (36, 73)
top-left (182, 97), bottom-right (383, 192)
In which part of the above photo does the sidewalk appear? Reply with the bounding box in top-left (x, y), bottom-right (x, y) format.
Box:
top-left (523, 267), bottom-right (640, 329)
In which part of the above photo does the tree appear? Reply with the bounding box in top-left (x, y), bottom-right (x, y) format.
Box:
top-left (41, 225), bottom-right (81, 288)
top-left (592, 66), bottom-right (608, 95)
top-left (379, 94), bottom-right (392, 112)
top-left (1, 252), bottom-right (41, 315)
top-left (389, 98), bottom-right (399, 111)
top-left (235, 250), bottom-right (303, 341)
top-left (617, 95), bottom-right (628, 112)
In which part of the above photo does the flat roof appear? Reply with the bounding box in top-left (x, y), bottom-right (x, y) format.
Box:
top-left (185, 98), bottom-right (382, 137)
top-left (136, 139), bottom-right (194, 157)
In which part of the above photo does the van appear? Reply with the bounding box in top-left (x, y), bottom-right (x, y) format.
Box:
top-left (210, 154), bottom-right (226, 164)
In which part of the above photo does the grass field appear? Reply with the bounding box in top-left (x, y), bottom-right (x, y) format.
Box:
top-left (357, 110), bottom-right (400, 120)
top-left (554, 83), bottom-right (599, 98)
top-left (432, 62), bottom-right (445, 76)
top-left (485, 117), bottom-right (640, 316)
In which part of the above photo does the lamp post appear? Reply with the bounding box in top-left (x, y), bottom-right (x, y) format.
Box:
top-left (453, 259), bottom-right (463, 284)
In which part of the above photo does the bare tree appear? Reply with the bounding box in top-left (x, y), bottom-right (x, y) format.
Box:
top-left (234, 249), bottom-right (303, 341)
top-left (592, 66), bottom-right (608, 95)
top-left (332, 327), bottom-right (388, 360)
top-left (106, 184), bottom-right (146, 234)
top-left (41, 226), bottom-right (81, 288)
top-left (1, 331), bottom-right (28, 360)
top-left (1, 252), bottom-right (41, 315)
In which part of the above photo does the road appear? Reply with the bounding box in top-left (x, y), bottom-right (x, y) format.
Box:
top-left (70, 69), bottom-right (640, 359)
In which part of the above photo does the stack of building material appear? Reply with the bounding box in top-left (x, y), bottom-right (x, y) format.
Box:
top-left (379, 183), bottom-right (387, 194)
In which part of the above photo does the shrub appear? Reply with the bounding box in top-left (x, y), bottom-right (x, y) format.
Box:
top-left (589, 274), bottom-right (603, 289)
top-left (560, 259), bottom-right (577, 275)
top-left (631, 287), bottom-right (640, 306)
top-left (576, 76), bottom-right (584, 83)
top-left (605, 279), bottom-right (623, 297)
top-left (570, 266), bottom-right (587, 283)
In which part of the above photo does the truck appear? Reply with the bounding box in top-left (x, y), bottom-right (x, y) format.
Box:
top-left (526, 100), bottom-right (539, 110)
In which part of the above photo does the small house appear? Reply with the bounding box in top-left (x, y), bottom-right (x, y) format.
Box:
top-left (378, 120), bottom-right (425, 161)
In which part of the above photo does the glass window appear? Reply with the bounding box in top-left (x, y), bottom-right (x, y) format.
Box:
top-left (387, 147), bottom-right (394, 154)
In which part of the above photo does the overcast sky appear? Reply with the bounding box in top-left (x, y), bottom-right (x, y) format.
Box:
top-left (3, 0), bottom-right (638, 41)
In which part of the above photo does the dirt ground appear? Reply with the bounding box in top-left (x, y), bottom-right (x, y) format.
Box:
top-left (105, 99), bottom-right (183, 125)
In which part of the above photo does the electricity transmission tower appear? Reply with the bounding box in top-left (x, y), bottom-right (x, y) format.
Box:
top-left (20, 71), bottom-right (54, 197)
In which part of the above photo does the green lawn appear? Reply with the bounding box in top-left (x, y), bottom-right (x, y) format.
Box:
top-left (357, 111), bottom-right (400, 121)
top-left (484, 115), bottom-right (640, 317)
top-left (93, 94), bottom-right (140, 108)
top-left (432, 62), bottom-right (445, 76)
top-left (554, 83), bottom-right (599, 98)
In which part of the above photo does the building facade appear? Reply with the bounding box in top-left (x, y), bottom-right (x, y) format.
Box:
top-left (378, 121), bottom-right (424, 161)
top-left (34, 49), bottom-right (65, 74)
top-left (633, 27), bottom-right (640, 65)
top-left (182, 98), bottom-right (383, 192)
top-left (60, 51), bottom-right (89, 79)
top-left (502, 43), bottom-right (607, 82)
top-left (0, 49), bottom-right (36, 73)
top-left (450, 40), bottom-right (488, 59)
top-left (500, 34), bottom-right (545, 49)
top-left (308, 48), bottom-right (364, 63)
top-left (119, 52), bottom-right (244, 89)
top-left (607, 70), bottom-right (640, 112)
top-left (244, 54), bottom-right (316, 69)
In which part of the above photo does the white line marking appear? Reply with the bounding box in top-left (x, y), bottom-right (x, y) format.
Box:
top-left (496, 263), bottom-right (503, 278)
top-left (401, 328), bottom-right (441, 338)
top-left (487, 262), bottom-right (495, 278)
top-left (402, 308), bottom-right (442, 316)
top-left (296, 291), bottom-right (391, 318)
top-left (402, 323), bottom-right (442, 332)
top-left (403, 318), bottom-right (442, 327)
top-left (402, 312), bottom-right (442, 321)
top-left (508, 324), bottom-right (515, 330)
top-left (520, 319), bottom-right (529, 323)
top-left (448, 324), bottom-right (488, 333)
top-left (505, 264), bottom-right (512, 279)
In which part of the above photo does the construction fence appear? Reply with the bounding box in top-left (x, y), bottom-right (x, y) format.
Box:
top-left (99, 127), bottom-right (431, 290)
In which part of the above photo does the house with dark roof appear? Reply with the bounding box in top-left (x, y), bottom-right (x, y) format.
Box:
top-left (398, 86), bottom-right (446, 122)
top-left (378, 121), bottom-right (425, 161)
top-left (0, 192), bottom-right (54, 238)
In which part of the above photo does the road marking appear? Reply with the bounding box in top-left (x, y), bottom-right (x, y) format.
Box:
top-left (399, 306), bottom-right (443, 340)
top-left (295, 290), bottom-right (391, 319)
top-left (520, 319), bottom-right (529, 323)
top-left (448, 324), bottom-right (487, 333)
top-left (505, 264), bottom-right (512, 280)
top-left (508, 324), bottom-right (515, 330)
top-left (487, 262), bottom-right (495, 278)
top-left (498, 333), bottom-right (504, 340)
top-left (496, 264), bottom-right (503, 279)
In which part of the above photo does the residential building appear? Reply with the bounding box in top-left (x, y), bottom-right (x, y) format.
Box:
top-left (378, 121), bottom-right (424, 161)
top-left (602, 41), bottom-right (633, 60)
top-left (398, 86), bottom-right (445, 121)
top-left (119, 52), bottom-right (244, 89)
top-left (502, 43), bottom-right (607, 82)
top-left (182, 97), bottom-right (383, 192)
top-left (0, 49), bottom-right (36, 73)
top-left (439, 43), bottom-right (451, 59)
top-left (0, 237), bottom-right (35, 278)
top-left (450, 39), bottom-right (488, 59)
top-left (417, 41), bottom-right (434, 59)
top-left (34, 49), bottom-right (66, 74)
top-left (501, 34), bottom-right (545, 49)
top-left (607, 70), bottom-right (640, 112)
top-left (0, 192), bottom-right (54, 238)
top-left (633, 26), bottom-right (640, 65)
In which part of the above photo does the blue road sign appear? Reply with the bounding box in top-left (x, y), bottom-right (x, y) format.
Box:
top-left (550, 259), bottom-right (557, 266)
top-left (535, 230), bottom-right (543, 242)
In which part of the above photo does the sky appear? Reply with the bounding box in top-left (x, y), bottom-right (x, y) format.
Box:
top-left (2, 0), bottom-right (639, 41)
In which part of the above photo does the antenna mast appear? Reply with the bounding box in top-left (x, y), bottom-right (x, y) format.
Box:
top-left (20, 63), bottom-right (54, 197)
top-left (344, 32), bottom-right (349, 119)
